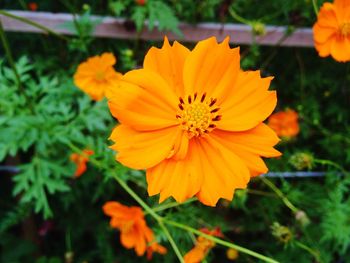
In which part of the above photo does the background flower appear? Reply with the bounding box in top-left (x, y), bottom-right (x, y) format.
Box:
top-left (313, 0), bottom-right (350, 62)
top-left (74, 53), bottom-right (122, 100)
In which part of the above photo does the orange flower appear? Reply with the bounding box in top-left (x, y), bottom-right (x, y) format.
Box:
top-left (313, 0), bottom-right (350, 62)
top-left (73, 53), bottom-right (122, 101)
top-left (184, 228), bottom-right (222, 263)
top-left (102, 201), bottom-right (167, 257)
top-left (70, 149), bottom-right (94, 178)
top-left (267, 109), bottom-right (299, 139)
top-left (107, 37), bottom-right (281, 206)
top-left (28, 2), bottom-right (38, 11)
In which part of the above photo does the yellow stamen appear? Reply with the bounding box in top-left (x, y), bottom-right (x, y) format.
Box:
top-left (177, 93), bottom-right (221, 137)
top-left (340, 22), bottom-right (350, 37)
top-left (95, 71), bottom-right (105, 81)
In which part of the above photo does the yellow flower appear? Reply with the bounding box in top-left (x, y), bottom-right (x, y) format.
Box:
top-left (108, 37), bottom-right (281, 206)
top-left (74, 53), bottom-right (122, 101)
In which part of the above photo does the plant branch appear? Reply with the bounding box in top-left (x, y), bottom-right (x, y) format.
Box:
top-left (0, 10), bottom-right (69, 41)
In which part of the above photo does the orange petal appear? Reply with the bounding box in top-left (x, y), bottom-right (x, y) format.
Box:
top-left (100, 52), bottom-right (116, 66)
top-left (108, 77), bottom-right (178, 131)
top-left (313, 23), bottom-right (336, 44)
top-left (146, 139), bottom-right (203, 203)
top-left (144, 37), bottom-right (190, 96)
top-left (213, 123), bottom-right (281, 158)
top-left (110, 125), bottom-right (180, 170)
top-left (330, 37), bottom-right (350, 62)
top-left (183, 37), bottom-right (240, 100)
top-left (195, 137), bottom-right (250, 206)
top-left (217, 71), bottom-right (277, 131)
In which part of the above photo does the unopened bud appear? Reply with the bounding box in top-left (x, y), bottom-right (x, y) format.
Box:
top-left (289, 152), bottom-right (314, 170)
top-left (271, 222), bottom-right (293, 243)
top-left (226, 248), bottom-right (239, 260)
top-left (295, 210), bottom-right (310, 227)
top-left (252, 21), bottom-right (266, 36)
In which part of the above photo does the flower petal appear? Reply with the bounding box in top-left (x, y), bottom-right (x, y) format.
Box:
top-left (107, 72), bottom-right (179, 131)
top-left (195, 137), bottom-right (250, 206)
top-left (144, 37), bottom-right (190, 96)
top-left (146, 139), bottom-right (203, 203)
top-left (183, 37), bottom-right (240, 100)
top-left (110, 125), bottom-right (180, 170)
top-left (217, 71), bottom-right (277, 131)
top-left (330, 37), bottom-right (350, 62)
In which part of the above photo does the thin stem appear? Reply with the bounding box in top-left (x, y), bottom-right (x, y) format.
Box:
top-left (151, 198), bottom-right (197, 214)
top-left (312, 0), bottom-right (319, 16)
top-left (158, 220), bottom-right (184, 263)
top-left (295, 240), bottom-right (320, 262)
top-left (228, 7), bottom-right (251, 25)
top-left (0, 20), bottom-right (21, 88)
top-left (314, 159), bottom-right (350, 177)
top-left (164, 219), bottom-right (279, 263)
top-left (247, 189), bottom-right (278, 198)
top-left (0, 10), bottom-right (69, 41)
top-left (259, 177), bottom-right (299, 214)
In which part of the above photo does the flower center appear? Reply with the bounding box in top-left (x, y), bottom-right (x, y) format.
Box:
top-left (176, 93), bottom-right (221, 137)
top-left (340, 22), bottom-right (350, 37)
top-left (95, 71), bottom-right (106, 81)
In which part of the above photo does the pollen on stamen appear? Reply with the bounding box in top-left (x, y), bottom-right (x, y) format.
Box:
top-left (179, 97), bottom-right (184, 104)
top-left (201, 93), bottom-right (206, 103)
top-left (178, 104), bottom-right (184, 110)
top-left (209, 98), bottom-right (217, 107)
top-left (193, 93), bottom-right (198, 101)
top-left (209, 124), bottom-right (216, 128)
top-left (188, 95), bottom-right (192, 104)
top-left (211, 108), bottom-right (220, 113)
top-left (212, 115), bottom-right (222, 121)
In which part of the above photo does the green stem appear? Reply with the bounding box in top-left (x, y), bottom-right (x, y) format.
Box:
top-left (314, 159), bottom-right (350, 177)
top-left (228, 7), bottom-right (251, 25)
top-left (158, 220), bottom-right (184, 263)
top-left (164, 219), bottom-right (280, 263)
top-left (312, 0), bottom-right (319, 16)
top-left (260, 177), bottom-right (299, 214)
top-left (247, 189), bottom-right (278, 198)
top-left (0, 10), bottom-right (69, 41)
top-left (295, 240), bottom-right (320, 262)
top-left (151, 198), bottom-right (197, 214)
top-left (0, 20), bottom-right (21, 88)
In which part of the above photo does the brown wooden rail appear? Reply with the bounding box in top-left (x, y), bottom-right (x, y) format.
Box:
top-left (0, 10), bottom-right (314, 47)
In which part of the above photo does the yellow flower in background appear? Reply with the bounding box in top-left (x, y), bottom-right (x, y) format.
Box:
top-left (107, 37), bottom-right (281, 206)
top-left (74, 53), bottom-right (122, 101)
top-left (226, 248), bottom-right (239, 260)
top-left (313, 0), bottom-right (350, 62)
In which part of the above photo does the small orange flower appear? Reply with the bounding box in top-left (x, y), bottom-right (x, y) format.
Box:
top-left (267, 109), bottom-right (299, 139)
top-left (70, 149), bottom-right (94, 178)
top-left (74, 53), bottom-right (122, 101)
top-left (313, 0), bottom-right (350, 62)
top-left (28, 2), bottom-right (38, 11)
top-left (107, 37), bottom-right (281, 206)
top-left (102, 201), bottom-right (167, 258)
top-left (184, 228), bottom-right (222, 263)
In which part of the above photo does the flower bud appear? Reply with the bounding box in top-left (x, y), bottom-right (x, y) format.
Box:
top-left (271, 222), bottom-right (293, 243)
top-left (289, 152), bottom-right (314, 170)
